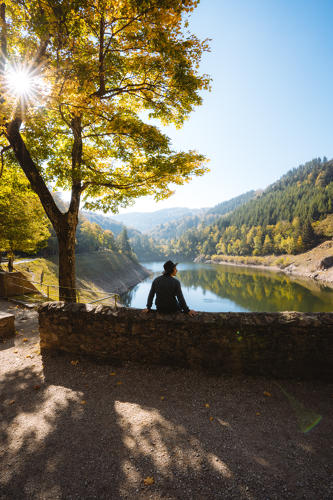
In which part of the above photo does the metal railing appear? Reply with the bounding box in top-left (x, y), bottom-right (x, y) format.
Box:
top-left (0, 271), bottom-right (120, 307)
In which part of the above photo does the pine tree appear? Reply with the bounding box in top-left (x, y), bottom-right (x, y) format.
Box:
top-left (301, 218), bottom-right (316, 250)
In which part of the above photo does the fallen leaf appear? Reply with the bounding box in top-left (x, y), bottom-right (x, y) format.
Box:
top-left (263, 391), bottom-right (272, 397)
top-left (160, 396), bottom-right (165, 401)
top-left (34, 385), bottom-right (41, 390)
top-left (80, 400), bottom-right (87, 405)
top-left (9, 400), bottom-right (15, 405)
top-left (143, 476), bottom-right (154, 486)
top-left (116, 381), bottom-right (122, 385)
top-left (71, 360), bottom-right (79, 366)
top-left (26, 355), bottom-right (32, 358)
top-left (109, 372), bottom-right (116, 376)
top-left (23, 338), bottom-right (28, 342)
top-left (14, 350), bottom-right (18, 354)
top-left (209, 416), bottom-right (214, 422)
top-left (256, 412), bottom-right (261, 416)
top-left (205, 403), bottom-right (210, 408)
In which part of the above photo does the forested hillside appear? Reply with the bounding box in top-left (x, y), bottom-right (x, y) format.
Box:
top-left (147, 190), bottom-right (256, 241)
top-left (166, 158), bottom-right (333, 259)
top-left (206, 190), bottom-right (257, 215)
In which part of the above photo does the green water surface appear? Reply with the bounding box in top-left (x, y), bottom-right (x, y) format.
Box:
top-left (121, 261), bottom-right (333, 312)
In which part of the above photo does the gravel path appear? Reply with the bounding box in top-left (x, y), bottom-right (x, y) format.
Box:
top-left (0, 299), bottom-right (332, 499)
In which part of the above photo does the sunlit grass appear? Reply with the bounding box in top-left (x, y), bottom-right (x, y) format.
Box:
top-left (15, 255), bottom-right (121, 305)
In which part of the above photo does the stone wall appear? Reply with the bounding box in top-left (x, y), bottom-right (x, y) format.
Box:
top-left (38, 302), bottom-right (333, 381)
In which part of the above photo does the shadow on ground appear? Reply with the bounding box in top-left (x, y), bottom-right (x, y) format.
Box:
top-left (1, 340), bottom-right (332, 499)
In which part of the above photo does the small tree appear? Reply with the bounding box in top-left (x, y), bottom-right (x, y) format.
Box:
top-left (1, 1), bottom-right (210, 301)
top-left (301, 218), bottom-right (316, 250)
top-left (117, 228), bottom-right (133, 255)
top-left (0, 168), bottom-right (50, 270)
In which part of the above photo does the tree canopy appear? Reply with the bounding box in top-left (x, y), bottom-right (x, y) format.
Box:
top-left (0, 0), bottom-right (210, 300)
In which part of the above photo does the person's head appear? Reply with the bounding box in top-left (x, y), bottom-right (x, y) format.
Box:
top-left (163, 260), bottom-right (178, 276)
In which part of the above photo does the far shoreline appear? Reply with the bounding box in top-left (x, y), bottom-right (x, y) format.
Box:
top-left (198, 240), bottom-right (333, 290)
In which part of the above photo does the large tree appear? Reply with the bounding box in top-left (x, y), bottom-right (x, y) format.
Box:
top-left (0, 0), bottom-right (210, 301)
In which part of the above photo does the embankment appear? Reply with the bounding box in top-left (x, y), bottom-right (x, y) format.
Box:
top-left (15, 252), bottom-right (150, 298)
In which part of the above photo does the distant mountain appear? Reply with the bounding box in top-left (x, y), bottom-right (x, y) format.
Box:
top-left (111, 207), bottom-right (206, 232)
top-left (148, 191), bottom-right (257, 241)
top-left (206, 190), bottom-right (258, 216)
top-left (81, 211), bottom-right (140, 238)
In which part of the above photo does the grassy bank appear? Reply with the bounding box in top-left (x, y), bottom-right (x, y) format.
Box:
top-left (15, 251), bottom-right (146, 304)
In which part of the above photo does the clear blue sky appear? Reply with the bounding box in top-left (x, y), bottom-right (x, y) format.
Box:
top-left (120, 0), bottom-right (333, 213)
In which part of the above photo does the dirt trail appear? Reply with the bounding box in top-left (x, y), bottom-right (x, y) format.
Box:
top-left (0, 299), bottom-right (332, 499)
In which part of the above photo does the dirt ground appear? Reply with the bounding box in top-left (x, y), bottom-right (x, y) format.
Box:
top-left (0, 299), bottom-right (332, 500)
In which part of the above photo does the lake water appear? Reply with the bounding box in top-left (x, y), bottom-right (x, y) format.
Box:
top-left (121, 261), bottom-right (333, 312)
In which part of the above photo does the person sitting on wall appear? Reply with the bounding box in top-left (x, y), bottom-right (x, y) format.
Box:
top-left (143, 260), bottom-right (196, 316)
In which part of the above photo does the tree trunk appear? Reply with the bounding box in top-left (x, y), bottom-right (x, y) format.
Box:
top-left (57, 222), bottom-right (77, 302)
top-left (6, 118), bottom-right (82, 303)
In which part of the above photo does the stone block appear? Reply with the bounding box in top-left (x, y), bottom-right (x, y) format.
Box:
top-left (0, 312), bottom-right (15, 339)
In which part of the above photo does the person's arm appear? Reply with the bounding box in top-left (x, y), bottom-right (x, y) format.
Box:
top-left (175, 281), bottom-right (190, 313)
top-left (144, 279), bottom-right (156, 312)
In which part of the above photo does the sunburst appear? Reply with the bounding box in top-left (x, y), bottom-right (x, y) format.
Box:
top-left (3, 62), bottom-right (49, 112)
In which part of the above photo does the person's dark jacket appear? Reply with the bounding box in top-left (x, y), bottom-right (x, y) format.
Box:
top-left (146, 274), bottom-right (190, 313)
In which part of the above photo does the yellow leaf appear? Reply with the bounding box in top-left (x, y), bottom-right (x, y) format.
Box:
top-left (160, 396), bottom-right (165, 401)
top-left (205, 403), bottom-right (210, 408)
top-left (71, 360), bottom-right (79, 366)
top-left (256, 412), bottom-right (261, 416)
top-left (80, 400), bottom-right (87, 405)
top-left (14, 350), bottom-right (18, 353)
top-left (143, 476), bottom-right (154, 486)
top-left (263, 391), bottom-right (272, 397)
top-left (110, 372), bottom-right (116, 376)
top-left (23, 338), bottom-right (28, 342)
top-left (116, 381), bottom-right (122, 385)
top-left (209, 416), bottom-right (214, 422)
top-left (26, 355), bottom-right (32, 358)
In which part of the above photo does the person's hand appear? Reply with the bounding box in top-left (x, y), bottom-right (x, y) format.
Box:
top-left (142, 308), bottom-right (150, 313)
top-left (188, 309), bottom-right (197, 317)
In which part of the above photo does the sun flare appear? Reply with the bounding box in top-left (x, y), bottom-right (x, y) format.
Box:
top-left (3, 62), bottom-right (50, 108)
top-left (5, 65), bottom-right (39, 99)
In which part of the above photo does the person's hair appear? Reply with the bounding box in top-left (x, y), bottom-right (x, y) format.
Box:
top-left (163, 260), bottom-right (177, 275)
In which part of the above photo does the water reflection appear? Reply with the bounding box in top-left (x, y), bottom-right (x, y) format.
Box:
top-left (121, 262), bottom-right (333, 312)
